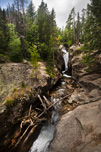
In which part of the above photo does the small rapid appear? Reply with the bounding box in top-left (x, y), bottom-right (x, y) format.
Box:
top-left (29, 124), bottom-right (55, 152)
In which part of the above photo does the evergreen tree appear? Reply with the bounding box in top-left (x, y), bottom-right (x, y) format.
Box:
top-left (26, 24), bottom-right (39, 46)
top-left (76, 12), bottom-right (81, 43)
top-left (0, 8), bottom-right (9, 54)
top-left (65, 7), bottom-right (76, 46)
top-left (8, 23), bottom-right (22, 62)
top-left (0, 0), bottom-right (58, 68)
top-left (80, 8), bottom-right (87, 42)
top-left (36, 0), bottom-right (49, 44)
top-left (82, 0), bottom-right (101, 69)
top-left (50, 8), bottom-right (56, 37)
top-left (27, 0), bottom-right (36, 22)
top-left (20, 0), bottom-right (28, 35)
top-left (84, 0), bottom-right (101, 51)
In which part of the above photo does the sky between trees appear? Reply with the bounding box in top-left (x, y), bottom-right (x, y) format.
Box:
top-left (0, 0), bottom-right (90, 28)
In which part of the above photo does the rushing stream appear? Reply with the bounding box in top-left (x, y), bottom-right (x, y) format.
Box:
top-left (28, 79), bottom-right (68, 152)
top-left (29, 50), bottom-right (72, 152)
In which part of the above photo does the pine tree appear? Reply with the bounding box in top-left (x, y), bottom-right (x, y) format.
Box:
top-left (26, 24), bottom-right (39, 46)
top-left (20, 0), bottom-right (28, 35)
top-left (65, 8), bottom-right (76, 46)
top-left (8, 23), bottom-right (22, 62)
top-left (36, 0), bottom-right (49, 44)
top-left (81, 8), bottom-right (87, 42)
top-left (76, 12), bottom-right (81, 43)
top-left (84, 0), bottom-right (101, 51)
top-left (0, 8), bottom-right (9, 55)
top-left (82, 0), bottom-right (101, 69)
top-left (27, 0), bottom-right (36, 22)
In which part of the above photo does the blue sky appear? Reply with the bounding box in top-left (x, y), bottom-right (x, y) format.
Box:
top-left (0, 0), bottom-right (13, 9)
top-left (0, 0), bottom-right (90, 28)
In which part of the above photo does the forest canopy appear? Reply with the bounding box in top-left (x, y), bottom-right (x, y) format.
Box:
top-left (0, 0), bottom-right (100, 71)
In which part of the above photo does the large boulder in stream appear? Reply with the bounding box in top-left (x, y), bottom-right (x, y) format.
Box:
top-left (50, 100), bottom-right (101, 152)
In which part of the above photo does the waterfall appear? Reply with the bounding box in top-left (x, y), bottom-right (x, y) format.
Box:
top-left (63, 51), bottom-right (69, 72)
top-left (62, 50), bottom-right (71, 78)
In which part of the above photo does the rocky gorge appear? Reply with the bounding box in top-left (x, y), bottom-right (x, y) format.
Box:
top-left (50, 46), bottom-right (101, 152)
top-left (0, 45), bottom-right (101, 152)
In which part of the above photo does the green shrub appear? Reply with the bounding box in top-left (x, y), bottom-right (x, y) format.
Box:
top-left (28, 44), bottom-right (40, 69)
top-left (46, 66), bottom-right (54, 77)
top-left (5, 99), bottom-right (18, 107)
top-left (21, 81), bottom-right (26, 88)
top-left (9, 38), bottom-right (22, 62)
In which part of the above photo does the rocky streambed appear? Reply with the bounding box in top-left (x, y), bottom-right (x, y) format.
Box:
top-left (0, 46), bottom-right (101, 152)
top-left (29, 78), bottom-right (77, 152)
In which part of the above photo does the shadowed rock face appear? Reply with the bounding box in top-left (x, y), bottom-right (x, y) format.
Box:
top-left (50, 46), bottom-right (101, 152)
top-left (0, 60), bottom-right (63, 152)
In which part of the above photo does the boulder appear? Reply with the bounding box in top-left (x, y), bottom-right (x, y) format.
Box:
top-left (79, 74), bottom-right (101, 91)
top-left (68, 88), bottom-right (101, 105)
top-left (50, 100), bottom-right (101, 152)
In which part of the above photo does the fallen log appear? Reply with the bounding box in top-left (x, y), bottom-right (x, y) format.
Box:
top-left (43, 95), bottom-right (51, 107)
top-left (9, 125), bottom-right (31, 152)
top-left (37, 94), bottom-right (70, 118)
top-left (48, 94), bottom-right (70, 109)
top-left (20, 125), bottom-right (38, 151)
top-left (29, 105), bottom-right (32, 117)
top-left (38, 95), bottom-right (47, 110)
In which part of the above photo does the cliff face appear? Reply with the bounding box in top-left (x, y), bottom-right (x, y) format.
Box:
top-left (50, 46), bottom-right (101, 152)
top-left (0, 56), bottom-right (63, 152)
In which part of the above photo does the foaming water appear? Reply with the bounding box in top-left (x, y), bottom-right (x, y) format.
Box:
top-left (29, 82), bottom-right (66, 152)
top-left (29, 124), bottom-right (55, 152)
top-left (29, 100), bottom-right (60, 152)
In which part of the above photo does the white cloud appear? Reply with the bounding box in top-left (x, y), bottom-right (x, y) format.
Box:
top-left (32, 0), bottom-right (90, 28)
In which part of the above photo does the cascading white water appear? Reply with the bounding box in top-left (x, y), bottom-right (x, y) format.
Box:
top-left (63, 51), bottom-right (69, 72)
top-left (29, 124), bottom-right (55, 152)
top-left (28, 82), bottom-right (66, 152)
top-left (62, 49), bottom-right (71, 78)
top-left (28, 99), bottom-right (60, 152)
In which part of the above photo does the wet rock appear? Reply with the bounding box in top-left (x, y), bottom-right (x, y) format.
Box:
top-left (50, 100), bottom-right (101, 152)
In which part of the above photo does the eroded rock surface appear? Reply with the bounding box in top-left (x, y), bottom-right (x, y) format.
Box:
top-left (50, 100), bottom-right (101, 152)
top-left (50, 46), bottom-right (101, 152)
